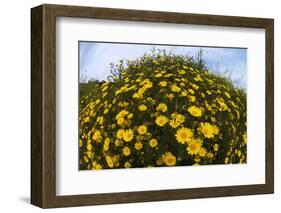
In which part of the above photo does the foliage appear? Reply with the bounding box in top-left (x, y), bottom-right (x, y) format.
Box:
top-left (79, 50), bottom-right (247, 170)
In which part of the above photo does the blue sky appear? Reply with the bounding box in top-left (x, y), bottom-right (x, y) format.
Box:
top-left (79, 42), bottom-right (247, 89)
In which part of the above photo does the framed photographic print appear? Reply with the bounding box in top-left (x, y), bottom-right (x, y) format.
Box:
top-left (31, 4), bottom-right (274, 208)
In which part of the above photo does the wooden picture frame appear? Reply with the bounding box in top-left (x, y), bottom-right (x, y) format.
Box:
top-left (31, 4), bottom-right (274, 208)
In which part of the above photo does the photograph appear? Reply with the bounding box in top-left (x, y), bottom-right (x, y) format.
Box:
top-left (30, 4), bottom-right (274, 208)
top-left (78, 42), bottom-right (247, 170)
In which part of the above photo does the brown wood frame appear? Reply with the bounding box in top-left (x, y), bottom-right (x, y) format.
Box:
top-left (31, 4), bottom-right (274, 208)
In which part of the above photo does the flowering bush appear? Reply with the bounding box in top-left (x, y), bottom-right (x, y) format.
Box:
top-left (79, 51), bottom-right (247, 170)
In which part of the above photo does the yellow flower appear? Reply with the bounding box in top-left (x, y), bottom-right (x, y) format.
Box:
top-left (172, 113), bottom-right (185, 124)
top-left (171, 84), bottom-right (181, 92)
top-left (141, 81), bottom-right (153, 90)
top-left (84, 116), bottom-right (90, 123)
top-left (115, 139), bottom-right (123, 147)
top-left (137, 125), bottom-right (147, 135)
top-left (237, 150), bottom-right (241, 157)
top-left (155, 73), bottom-right (162, 78)
top-left (87, 143), bottom-right (92, 151)
top-left (149, 139), bottom-right (158, 147)
top-left (155, 115), bottom-right (169, 127)
top-left (188, 89), bottom-right (195, 94)
top-left (106, 156), bottom-right (114, 168)
top-left (194, 156), bottom-right (201, 163)
top-left (225, 157), bottom-right (229, 164)
top-left (86, 151), bottom-right (94, 159)
top-left (83, 155), bottom-right (89, 163)
top-left (123, 146), bottom-right (131, 156)
top-left (181, 90), bottom-right (188, 97)
top-left (118, 101), bottom-right (129, 107)
top-left (95, 99), bottom-right (101, 104)
top-left (133, 92), bottom-right (142, 99)
top-left (116, 129), bottom-right (125, 139)
top-left (165, 73), bottom-right (173, 78)
top-left (156, 103), bottom-right (168, 112)
top-left (178, 70), bottom-right (186, 75)
top-left (219, 102), bottom-right (228, 111)
top-left (128, 113), bottom-right (133, 119)
top-left (175, 127), bottom-right (193, 144)
top-left (115, 90), bottom-right (122, 95)
top-left (191, 84), bottom-right (199, 90)
top-left (117, 117), bottom-right (125, 126)
top-left (162, 152), bottom-right (176, 166)
top-left (169, 113), bottom-right (185, 128)
top-left (96, 116), bottom-right (104, 125)
top-left (186, 138), bottom-right (202, 155)
top-left (217, 98), bottom-right (229, 111)
top-left (213, 125), bottom-right (219, 135)
top-left (112, 155), bottom-right (120, 167)
top-left (94, 164), bottom-right (102, 170)
top-left (198, 122), bottom-right (219, 138)
top-left (213, 144), bottom-right (219, 151)
top-left (224, 92), bottom-right (231, 99)
top-left (211, 117), bottom-right (217, 123)
top-left (169, 119), bottom-right (181, 128)
top-left (138, 87), bottom-right (146, 95)
top-left (166, 93), bottom-right (174, 100)
top-left (122, 129), bottom-right (134, 142)
top-left (92, 130), bottom-right (102, 141)
top-left (138, 104), bottom-right (147, 111)
top-left (188, 95), bottom-right (196, 102)
top-left (159, 81), bottom-right (167, 87)
top-left (124, 161), bottom-right (131, 168)
top-left (188, 106), bottom-right (202, 117)
top-left (243, 132), bottom-right (247, 144)
top-left (134, 142), bottom-right (143, 150)
top-left (199, 147), bottom-right (207, 157)
top-left (207, 152), bottom-right (214, 159)
top-left (146, 97), bottom-right (154, 103)
top-left (156, 158), bottom-right (163, 166)
top-left (103, 137), bottom-right (110, 151)
top-left (115, 110), bottom-right (129, 120)
top-left (102, 85), bottom-right (108, 92)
